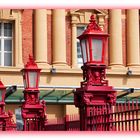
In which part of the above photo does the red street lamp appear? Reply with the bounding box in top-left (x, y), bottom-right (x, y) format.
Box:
top-left (21, 55), bottom-right (47, 131)
top-left (0, 81), bottom-right (6, 114)
top-left (78, 15), bottom-right (108, 65)
top-left (74, 15), bottom-right (116, 131)
top-left (0, 81), bottom-right (6, 104)
top-left (0, 80), bottom-right (16, 131)
top-left (21, 55), bottom-right (41, 91)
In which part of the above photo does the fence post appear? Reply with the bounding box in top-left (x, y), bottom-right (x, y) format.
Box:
top-left (136, 100), bottom-right (139, 131)
top-left (65, 115), bottom-right (69, 131)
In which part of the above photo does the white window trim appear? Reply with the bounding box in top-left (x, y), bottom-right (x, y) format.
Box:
top-left (0, 9), bottom-right (23, 69)
top-left (0, 21), bottom-right (13, 66)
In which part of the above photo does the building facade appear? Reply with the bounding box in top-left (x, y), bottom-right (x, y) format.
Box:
top-left (0, 9), bottom-right (140, 121)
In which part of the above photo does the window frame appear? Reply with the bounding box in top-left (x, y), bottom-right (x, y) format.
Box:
top-left (0, 21), bottom-right (13, 67)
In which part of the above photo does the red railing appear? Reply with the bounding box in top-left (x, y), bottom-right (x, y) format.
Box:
top-left (45, 114), bottom-right (80, 131)
top-left (0, 120), bottom-right (16, 131)
top-left (65, 114), bottom-right (80, 131)
top-left (86, 101), bottom-right (140, 131)
top-left (45, 117), bottom-right (65, 131)
top-left (113, 101), bottom-right (140, 131)
top-left (45, 101), bottom-right (140, 131)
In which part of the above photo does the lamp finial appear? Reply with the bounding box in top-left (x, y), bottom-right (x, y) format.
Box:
top-left (83, 14), bottom-right (102, 34)
top-left (89, 14), bottom-right (96, 23)
top-left (25, 54), bottom-right (37, 68)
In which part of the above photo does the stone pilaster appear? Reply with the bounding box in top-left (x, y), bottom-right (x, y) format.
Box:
top-left (34, 9), bottom-right (49, 68)
top-left (109, 10), bottom-right (123, 68)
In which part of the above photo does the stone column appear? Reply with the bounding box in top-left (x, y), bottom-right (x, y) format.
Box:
top-left (71, 23), bottom-right (77, 68)
top-left (109, 10), bottom-right (123, 67)
top-left (52, 9), bottom-right (67, 67)
top-left (126, 10), bottom-right (140, 67)
top-left (16, 12), bottom-right (23, 67)
top-left (34, 9), bottom-right (49, 68)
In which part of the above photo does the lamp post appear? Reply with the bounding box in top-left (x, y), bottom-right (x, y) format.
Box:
top-left (74, 15), bottom-right (116, 131)
top-left (21, 55), bottom-right (47, 131)
top-left (0, 80), bottom-right (7, 131)
top-left (0, 80), bottom-right (16, 131)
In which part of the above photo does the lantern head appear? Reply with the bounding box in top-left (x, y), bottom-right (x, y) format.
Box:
top-left (21, 55), bottom-right (41, 90)
top-left (77, 14), bottom-right (109, 65)
top-left (0, 80), bottom-right (6, 103)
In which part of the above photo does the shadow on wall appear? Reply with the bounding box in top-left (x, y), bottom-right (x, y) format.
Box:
top-left (46, 105), bottom-right (65, 119)
top-left (122, 74), bottom-right (140, 86)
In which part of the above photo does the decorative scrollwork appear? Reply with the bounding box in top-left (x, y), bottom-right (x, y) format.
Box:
top-left (82, 65), bottom-right (108, 86)
top-left (83, 95), bottom-right (94, 105)
top-left (107, 93), bottom-right (116, 106)
top-left (26, 94), bottom-right (38, 105)
top-left (25, 55), bottom-right (38, 68)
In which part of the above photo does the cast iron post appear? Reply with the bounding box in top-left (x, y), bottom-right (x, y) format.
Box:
top-left (0, 80), bottom-right (16, 131)
top-left (74, 15), bottom-right (116, 131)
top-left (21, 55), bottom-right (47, 131)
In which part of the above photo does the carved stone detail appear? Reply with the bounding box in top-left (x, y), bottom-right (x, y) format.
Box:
top-left (70, 9), bottom-right (108, 29)
top-left (0, 10), bottom-right (11, 19)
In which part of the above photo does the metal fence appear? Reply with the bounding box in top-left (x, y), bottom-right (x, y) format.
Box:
top-left (0, 120), bottom-right (16, 131)
top-left (45, 114), bottom-right (80, 131)
top-left (44, 101), bottom-right (140, 131)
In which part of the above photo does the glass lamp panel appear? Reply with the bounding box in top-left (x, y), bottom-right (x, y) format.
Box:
top-left (77, 41), bottom-right (83, 64)
top-left (86, 40), bottom-right (90, 61)
top-left (24, 77), bottom-right (27, 88)
top-left (0, 23), bottom-right (1, 36)
top-left (0, 40), bottom-right (1, 65)
top-left (23, 79), bottom-right (27, 88)
top-left (22, 72), bottom-right (27, 88)
top-left (28, 71), bottom-right (37, 88)
top-left (81, 39), bottom-right (87, 63)
top-left (92, 39), bottom-right (103, 61)
top-left (0, 40), bottom-right (1, 51)
top-left (0, 52), bottom-right (1, 65)
top-left (0, 90), bottom-right (2, 101)
top-left (37, 73), bottom-right (40, 87)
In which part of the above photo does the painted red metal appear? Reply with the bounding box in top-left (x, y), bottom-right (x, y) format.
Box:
top-left (44, 15), bottom-right (140, 132)
top-left (44, 102), bottom-right (140, 131)
top-left (0, 81), bottom-right (16, 131)
top-left (45, 114), bottom-right (80, 131)
top-left (21, 56), bottom-right (47, 131)
top-left (77, 15), bottom-right (108, 65)
top-left (74, 14), bottom-right (116, 131)
top-left (90, 101), bottom-right (140, 131)
top-left (21, 55), bottom-right (41, 91)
